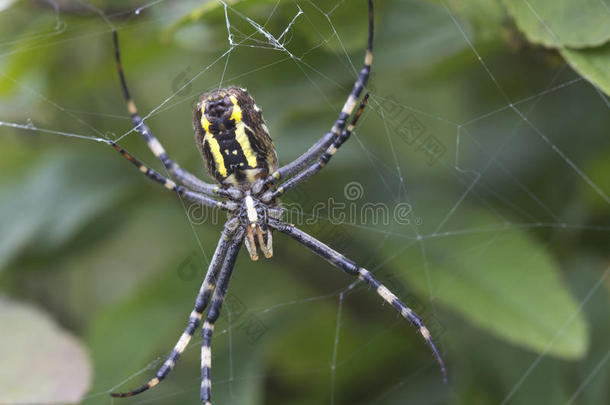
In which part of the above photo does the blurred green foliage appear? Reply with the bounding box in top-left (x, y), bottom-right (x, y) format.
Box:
top-left (1, 0), bottom-right (609, 404)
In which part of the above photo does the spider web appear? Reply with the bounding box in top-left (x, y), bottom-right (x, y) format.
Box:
top-left (1, 0), bottom-right (609, 404)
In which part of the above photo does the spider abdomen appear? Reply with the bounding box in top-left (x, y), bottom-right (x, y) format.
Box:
top-left (194, 87), bottom-right (278, 188)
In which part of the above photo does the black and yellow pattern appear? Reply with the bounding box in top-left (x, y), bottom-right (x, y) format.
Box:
top-left (194, 87), bottom-right (278, 188)
top-left (108, 2), bottom-right (448, 404)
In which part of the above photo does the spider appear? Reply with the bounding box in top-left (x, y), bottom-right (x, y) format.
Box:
top-left (107, 1), bottom-right (446, 403)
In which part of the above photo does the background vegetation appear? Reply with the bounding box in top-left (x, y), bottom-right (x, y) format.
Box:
top-left (1, 0), bottom-right (609, 404)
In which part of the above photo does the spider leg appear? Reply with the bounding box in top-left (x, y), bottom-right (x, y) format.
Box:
top-left (110, 219), bottom-right (240, 398)
top-left (112, 31), bottom-right (241, 200)
top-left (262, 94), bottom-right (369, 202)
top-left (201, 229), bottom-right (245, 404)
top-left (268, 219), bottom-right (448, 382)
top-left (109, 141), bottom-right (237, 211)
top-left (264, 0), bottom-right (374, 185)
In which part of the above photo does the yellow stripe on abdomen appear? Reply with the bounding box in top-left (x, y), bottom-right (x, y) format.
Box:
top-left (229, 95), bottom-right (258, 169)
top-left (203, 134), bottom-right (227, 177)
top-left (235, 122), bottom-right (258, 168)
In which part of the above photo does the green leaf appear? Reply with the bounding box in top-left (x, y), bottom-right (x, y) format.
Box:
top-left (560, 42), bottom-right (610, 97)
top-left (0, 150), bottom-right (131, 270)
top-left (443, 0), bottom-right (508, 42)
top-left (0, 297), bottom-right (91, 404)
top-left (391, 210), bottom-right (589, 359)
top-left (581, 146), bottom-right (610, 211)
top-left (502, 0), bottom-right (610, 48)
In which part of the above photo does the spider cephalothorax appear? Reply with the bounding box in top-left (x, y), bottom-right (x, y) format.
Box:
top-left (193, 87), bottom-right (278, 189)
top-left (108, 2), bottom-right (446, 403)
top-left (237, 192), bottom-right (283, 261)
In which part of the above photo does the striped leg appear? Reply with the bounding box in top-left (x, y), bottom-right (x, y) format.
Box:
top-left (109, 141), bottom-right (237, 211)
top-left (268, 219), bottom-right (448, 382)
top-left (265, 0), bottom-right (374, 184)
top-left (201, 231), bottom-right (245, 404)
top-left (112, 31), bottom-right (241, 200)
top-left (110, 221), bottom-right (240, 398)
top-left (262, 94), bottom-right (369, 202)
